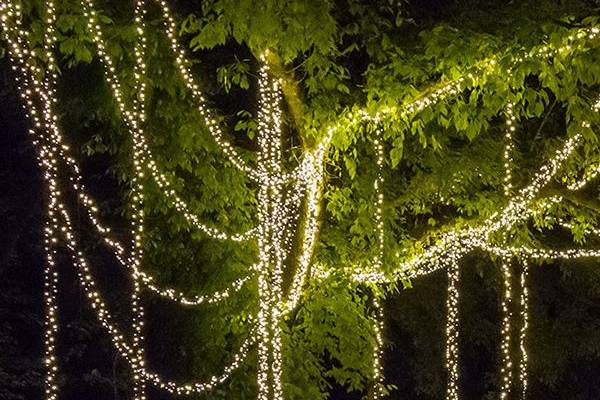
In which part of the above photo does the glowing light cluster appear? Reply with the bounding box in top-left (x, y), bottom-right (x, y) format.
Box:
top-left (284, 136), bottom-right (330, 313)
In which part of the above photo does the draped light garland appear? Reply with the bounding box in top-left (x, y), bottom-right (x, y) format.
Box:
top-left (3, 1), bottom-right (600, 400)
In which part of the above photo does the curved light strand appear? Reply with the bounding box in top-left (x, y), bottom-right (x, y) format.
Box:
top-left (81, 0), bottom-right (256, 243)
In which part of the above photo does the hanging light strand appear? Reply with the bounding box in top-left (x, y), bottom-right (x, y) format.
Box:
top-left (372, 294), bottom-right (386, 400)
top-left (518, 259), bottom-right (530, 399)
top-left (371, 119), bottom-right (387, 399)
top-left (499, 258), bottom-right (514, 399)
top-left (0, 2), bottom-right (61, 398)
top-left (446, 256), bottom-right (461, 400)
top-left (80, 0), bottom-right (256, 242)
top-left (152, 0), bottom-right (261, 180)
top-left (10, 0), bottom-right (253, 308)
top-left (504, 101), bottom-right (517, 197)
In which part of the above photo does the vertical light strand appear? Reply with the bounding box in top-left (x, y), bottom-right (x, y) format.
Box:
top-left (372, 295), bottom-right (386, 400)
top-left (499, 258), bottom-right (514, 400)
top-left (371, 121), bottom-right (386, 399)
top-left (503, 101), bottom-right (516, 198)
top-left (79, 0), bottom-right (149, 396)
top-left (0, 2), bottom-right (61, 398)
top-left (284, 134), bottom-right (330, 313)
top-left (255, 58), bottom-right (286, 400)
top-left (267, 72), bottom-right (285, 400)
top-left (500, 100), bottom-right (516, 400)
top-left (255, 60), bottom-right (272, 400)
top-left (446, 256), bottom-right (460, 400)
top-left (39, 0), bottom-right (60, 398)
top-left (518, 259), bottom-right (530, 398)
top-left (130, 1), bottom-right (148, 398)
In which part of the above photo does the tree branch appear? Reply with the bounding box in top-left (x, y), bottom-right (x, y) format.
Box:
top-left (530, 98), bottom-right (558, 150)
top-left (541, 181), bottom-right (600, 214)
top-left (263, 51), bottom-right (309, 146)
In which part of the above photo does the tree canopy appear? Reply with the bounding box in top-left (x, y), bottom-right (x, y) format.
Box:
top-left (2, 0), bottom-right (600, 399)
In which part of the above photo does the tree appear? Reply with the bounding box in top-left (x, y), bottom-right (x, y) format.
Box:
top-left (2, 0), bottom-right (600, 399)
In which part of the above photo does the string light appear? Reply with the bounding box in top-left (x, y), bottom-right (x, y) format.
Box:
top-left (0, 2), bottom-right (62, 398)
top-left (153, 0), bottom-right (259, 180)
top-left (503, 101), bottom-right (516, 197)
top-left (284, 134), bottom-right (330, 313)
top-left (518, 259), bottom-right (529, 399)
top-left (371, 120), bottom-right (387, 399)
top-left (1, 0), bottom-right (258, 398)
top-left (499, 258), bottom-right (513, 399)
top-left (372, 295), bottom-right (386, 400)
top-left (446, 256), bottom-right (462, 400)
top-left (344, 25), bottom-right (600, 129)
top-left (499, 100), bottom-right (515, 400)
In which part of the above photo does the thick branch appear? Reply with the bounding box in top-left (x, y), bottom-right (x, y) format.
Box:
top-left (542, 181), bottom-right (600, 214)
top-left (263, 51), bottom-right (309, 146)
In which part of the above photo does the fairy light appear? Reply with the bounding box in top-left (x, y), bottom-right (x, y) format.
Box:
top-left (129, 1), bottom-right (148, 397)
top-left (558, 220), bottom-right (600, 238)
top-left (499, 100), bottom-right (516, 399)
top-left (518, 259), bottom-right (529, 398)
top-left (372, 295), bottom-right (386, 400)
top-left (284, 134), bottom-right (330, 313)
top-left (0, 2), bottom-right (62, 398)
top-left (153, 0), bottom-right (259, 179)
top-left (504, 101), bottom-right (516, 197)
top-left (372, 122), bottom-right (385, 269)
top-left (499, 258), bottom-right (513, 399)
top-left (142, 333), bottom-right (255, 395)
top-left (446, 256), bottom-right (461, 400)
top-left (370, 120), bottom-right (387, 399)
top-left (343, 25), bottom-right (600, 129)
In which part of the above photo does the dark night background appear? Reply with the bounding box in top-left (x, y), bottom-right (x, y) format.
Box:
top-left (3, 0), bottom-right (600, 399)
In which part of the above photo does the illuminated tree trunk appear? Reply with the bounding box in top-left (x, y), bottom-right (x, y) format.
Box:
top-left (255, 62), bottom-right (286, 400)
